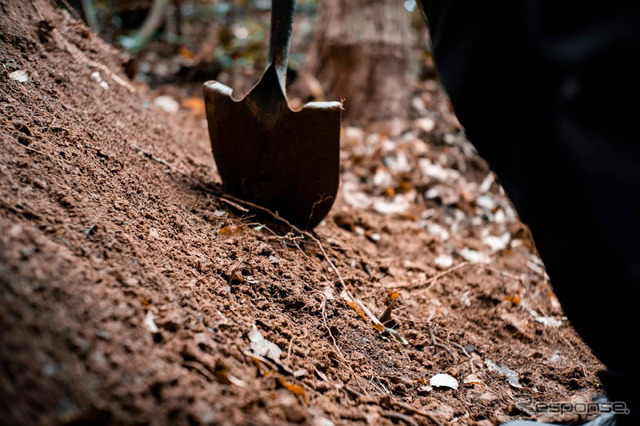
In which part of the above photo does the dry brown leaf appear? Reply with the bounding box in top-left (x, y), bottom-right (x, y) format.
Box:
top-left (178, 46), bottom-right (194, 59)
top-left (347, 301), bottom-right (368, 322)
top-left (182, 96), bottom-right (206, 115)
top-left (218, 225), bottom-right (243, 236)
top-left (276, 375), bottom-right (307, 405)
top-left (503, 294), bottom-right (521, 305)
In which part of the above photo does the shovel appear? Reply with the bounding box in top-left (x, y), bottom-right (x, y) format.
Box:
top-left (203, 0), bottom-right (341, 230)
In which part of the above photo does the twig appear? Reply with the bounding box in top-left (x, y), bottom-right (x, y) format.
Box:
top-left (219, 197), bottom-right (249, 213)
top-left (55, 0), bottom-right (84, 23)
top-left (343, 385), bottom-right (364, 399)
top-left (226, 253), bottom-right (248, 281)
top-left (286, 332), bottom-right (306, 361)
top-left (320, 296), bottom-right (345, 361)
top-left (183, 361), bottom-right (215, 382)
top-left (131, 144), bottom-right (185, 173)
top-left (43, 116), bottom-right (57, 134)
top-left (450, 341), bottom-right (470, 358)
top-left (378, 295), bottom-right (397, 325)
top-left (428, 325), bottom-right (457, 363)
top-left (396, 261), bottom-right (470, 291)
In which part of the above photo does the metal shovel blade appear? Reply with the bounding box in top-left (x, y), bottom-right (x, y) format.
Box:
top-left (204, 66), bottom-right (341, 230)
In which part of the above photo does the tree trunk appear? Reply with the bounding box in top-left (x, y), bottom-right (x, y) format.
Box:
top-left (302, 0), bottom-right (412, 128)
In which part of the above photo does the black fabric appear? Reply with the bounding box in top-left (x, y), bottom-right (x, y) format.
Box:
top-left (419, 1), bottom-right (640, 418)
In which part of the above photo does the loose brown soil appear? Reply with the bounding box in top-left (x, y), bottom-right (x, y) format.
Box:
top-left (1, 1), bottom-right (604, 425)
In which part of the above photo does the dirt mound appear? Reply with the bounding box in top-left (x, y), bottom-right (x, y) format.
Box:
top-left (1, 1), bottom-right (602, 424)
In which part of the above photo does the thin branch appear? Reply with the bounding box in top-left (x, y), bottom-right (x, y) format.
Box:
top-left (396, 261), bottom-right (470, 291)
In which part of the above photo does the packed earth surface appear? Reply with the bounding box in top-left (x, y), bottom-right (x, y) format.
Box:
top-left (1, 1), bottom-right (605, 425)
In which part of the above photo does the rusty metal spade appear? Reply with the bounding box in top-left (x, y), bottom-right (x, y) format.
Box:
top-left (203, 0), bottom-right (341, 230)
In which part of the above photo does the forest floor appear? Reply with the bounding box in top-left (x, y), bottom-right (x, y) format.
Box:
top-left (1, 1), bottom-right (604, 425)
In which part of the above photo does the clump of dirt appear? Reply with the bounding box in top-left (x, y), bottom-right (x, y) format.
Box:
top-left (1, 1), bottom-right (603, 425)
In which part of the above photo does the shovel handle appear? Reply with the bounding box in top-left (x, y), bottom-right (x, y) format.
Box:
top-left (268, 0), bottom-right (295, 89)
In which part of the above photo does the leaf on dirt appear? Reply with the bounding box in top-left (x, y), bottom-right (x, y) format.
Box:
top-left (9, 70), bottom-right (29, 82)
top-left (182, 96), bottom-right (206, 115)
top-left (230, 273), bottom-right (247, 284)
top-left (478, 173), bottom-right (495, 193)
top-left (526, 256), bottom-right (548, 278)
top-left (344, 126), bottom-right (364, 146)
top-left (246, 354), bottom-right (273, 376)
top-left (415, 117), bottom-right (436, 133)
top-left (385, 152), bottom-right (411, 173)
top-left (378, 292), bottom-right (399, 324)
top-left (90, 71), bottom-right (109, 90)
top-left (373, 195), bottom-right (410, 215)
top-left (342, 181), bottom-right (372, 210)
top-left (373, 168), bottom-right (393, 188)
top-left (314, 368), bottom-right (329, 382)
top-left (476, 194), bottom-right (496, 211)
top-left (387, 328), bottom-right (408, 345)
top-left (424, 222), bottom-right (450, 241)
top-left (463, 373), bottom-right (483, 386)
top-left (346, 300), bottom-right (368, 322)
top-left (341, 291), bottom-right (408, 345)
top-left (485, 359), bottom-right (522, 388)
top-left (429, 373), bottom-right (458, 390)
top-left (459, 248), bottom-right (491, 264)
top-left (218, 225), bottom-right (243, 236)
top-left (275, 375), bottom-right (307, 405)
top-left (153, 95), bottom-right (180, 113)
top-left (434, 254), bottom-right (453, 269)
top-left (419, 385), bottom-right (433, 394)
top-left (323, 286), bottom-right (334, 300)
top-left (425, 185), bottom-right (460, 206)
top-left (144, 311), bottom-right (159, 333)
top-left (535, 316), bottom-right (562, 328)
top-left (214, 361), bottom-right (247, 387)
top-left (483, 232), bottom-right (511, 252)
top-left (526, 308), bottom-right (563, 328)
top-left (503, 294), bottom-right (521, 305)
top-left (178, 46), bottom-right (195, 59)
top-left (293, 368), bottom-right (308, 378)
top-left (418, 158), bottom-right (461, 182)
top-left (248, 325), bottom-right (283, 364)
top-left (372, 323), bottom-right (385, 332)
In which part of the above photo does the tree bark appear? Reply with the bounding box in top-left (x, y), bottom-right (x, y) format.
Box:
top-left (302, 0), bottom-right (412, 128)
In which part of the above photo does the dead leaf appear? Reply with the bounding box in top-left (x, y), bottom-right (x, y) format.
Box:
top-left (248, 325), bottom-right (282, 363)
top-left (346, 301), bottom-right (368, 322)
top-left (214, 361), bottom-right (247, 387)
top-left (182, 96), bottom-right (206, 115)
top-left (218, 225), bottom-right (243, 236)
top-left (503, 294), bottom-right (521, 305)
top-left (430, 373), bottom-right (458, 390)
top-left (276, 375), bottom-right (307, 405)
top-left (463, 373), bottom-right (483, 386)
top-left (485, 359), bottom-right (522, 388)
top-left (179, 46), bottom-right (194, 59)
top-left (144, 311), bottom-right (158, 333)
